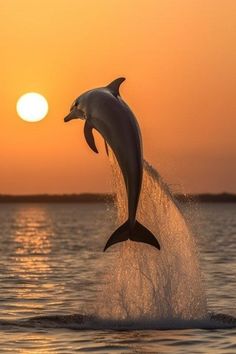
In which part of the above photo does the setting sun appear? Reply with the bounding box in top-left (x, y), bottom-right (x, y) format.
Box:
top-left (16, 92), bottom-right (48, 122)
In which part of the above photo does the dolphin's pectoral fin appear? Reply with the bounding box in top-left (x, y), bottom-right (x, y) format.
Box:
top-left (104, 220), bottom-right (160, 252)
top-left (106, 77), bottom-right (126, 97)
top-left (84, 120), bottom-right (98, 154)
top-left (104, 140), bottom-right (109, 156)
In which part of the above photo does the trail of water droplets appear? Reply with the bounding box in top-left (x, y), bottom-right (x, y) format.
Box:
top-left (97, 156), bottom-right (207, 320)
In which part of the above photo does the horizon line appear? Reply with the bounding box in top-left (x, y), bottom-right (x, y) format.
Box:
top-left (0, 192), bottom-right (236, 203)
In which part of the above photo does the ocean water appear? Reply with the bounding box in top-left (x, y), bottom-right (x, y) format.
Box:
top-left (0, 202), bottom-right (235, 353)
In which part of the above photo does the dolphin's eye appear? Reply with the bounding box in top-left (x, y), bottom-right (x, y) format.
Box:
top-left (70, 98), bottom-right (80, 111)
top-left (70, 100), bottom-right (77, 112)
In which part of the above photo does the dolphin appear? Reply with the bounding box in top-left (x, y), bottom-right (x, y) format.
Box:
top-left (64, 78), bottom-right (160, 251)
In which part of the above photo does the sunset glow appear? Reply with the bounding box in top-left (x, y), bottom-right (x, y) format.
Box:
top-left (1, 0), bottom-right (236, 194)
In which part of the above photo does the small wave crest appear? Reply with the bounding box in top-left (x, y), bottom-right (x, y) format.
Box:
top-left (0, 313), bottom-right (235, 331)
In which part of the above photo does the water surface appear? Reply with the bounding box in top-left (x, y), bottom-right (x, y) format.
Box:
top-left (0, 202), bottom-right (235, 353)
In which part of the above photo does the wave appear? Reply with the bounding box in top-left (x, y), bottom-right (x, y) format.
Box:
top-left (0, 313), bottom-right (235, 331)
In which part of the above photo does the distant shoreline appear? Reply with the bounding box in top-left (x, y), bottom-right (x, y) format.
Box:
top-left (0, 193), bottom-right (236, 203)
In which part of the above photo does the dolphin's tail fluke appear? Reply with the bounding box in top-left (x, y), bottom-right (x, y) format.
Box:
top-left (103, 220), bottom-right (160, 251)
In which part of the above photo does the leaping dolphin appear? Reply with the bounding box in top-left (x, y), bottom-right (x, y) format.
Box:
top-left (64, 78), bottom-right (160, 251)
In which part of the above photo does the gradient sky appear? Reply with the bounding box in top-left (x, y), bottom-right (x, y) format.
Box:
top-left (1, 0), bottom-right (236, 194)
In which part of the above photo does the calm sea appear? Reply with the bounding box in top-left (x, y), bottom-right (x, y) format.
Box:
top-left (0, 202), bottom-right (235, 353)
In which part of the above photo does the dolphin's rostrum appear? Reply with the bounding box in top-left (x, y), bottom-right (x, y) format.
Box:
top-left (64, 78), bottom-right (160, 251)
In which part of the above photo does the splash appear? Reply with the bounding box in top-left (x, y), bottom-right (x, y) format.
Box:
top-left (98, 155), bottom-right (207, 320)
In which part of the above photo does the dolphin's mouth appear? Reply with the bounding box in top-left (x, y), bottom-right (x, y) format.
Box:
top-left (64, 108), bottom-right (84, 122)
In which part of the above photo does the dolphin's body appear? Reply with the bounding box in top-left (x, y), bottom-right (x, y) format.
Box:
top-left (64, 78), bottom-right (160, 251)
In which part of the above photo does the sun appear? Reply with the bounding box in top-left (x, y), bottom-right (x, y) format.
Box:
top-left (16, 92), bottom-right (48, 122)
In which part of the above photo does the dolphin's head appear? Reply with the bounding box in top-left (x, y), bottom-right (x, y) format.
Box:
top-left (64, 95), bottom-right (85, 122)
top-left (64, 77), bottom-right (126, 122)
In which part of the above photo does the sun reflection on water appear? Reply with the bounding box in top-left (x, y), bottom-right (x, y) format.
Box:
top-left (14, 207), bottom-right (53, 255)
top-left (6, 205), bottom-right (64, 317)
top-left (10, 206), bottom-right (54, 280)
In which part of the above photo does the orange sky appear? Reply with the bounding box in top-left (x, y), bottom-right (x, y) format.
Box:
top-left (1, 0), bottom-right (236, 194)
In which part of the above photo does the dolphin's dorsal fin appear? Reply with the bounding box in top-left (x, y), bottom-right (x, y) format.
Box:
top-left (106, 77), bottom-right (125, 97)
top-left (84, 120), bottom-right (98, 154)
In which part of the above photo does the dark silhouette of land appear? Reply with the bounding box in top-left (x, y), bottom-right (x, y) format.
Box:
top-left (0, 193), bottom-right (236, 203)
top-left (175, 193), bottom-right (236, 203)
top-left (0, 193), bottom-right (114, 203)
